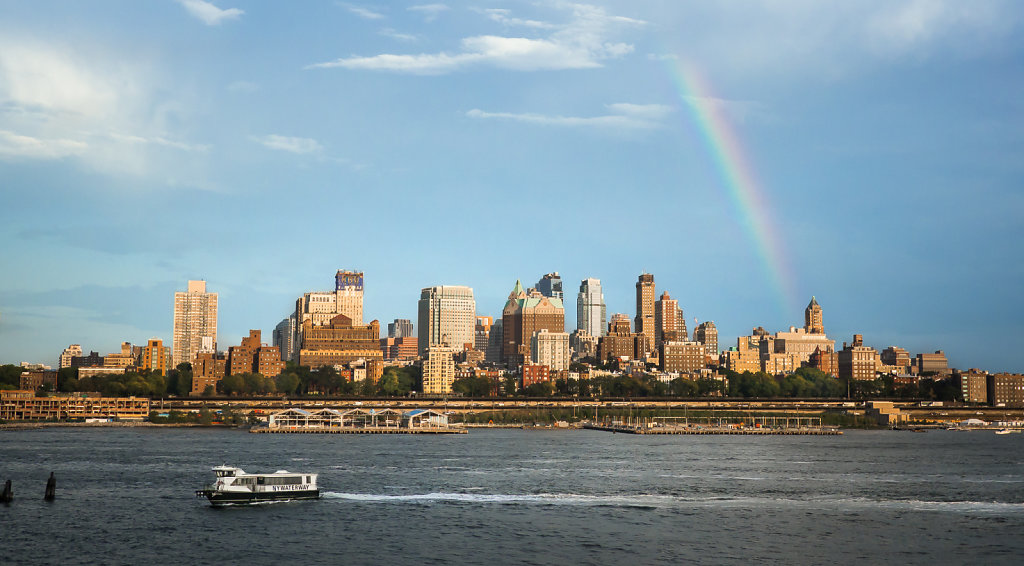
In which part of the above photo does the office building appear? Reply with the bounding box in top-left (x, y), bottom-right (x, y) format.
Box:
top-left (273, 316), bottom-right (296, 362)
top-left (388, 319), bottom-right (414, 339)
top-left (298, 315), bottom-right (384, 382)
top-left (475, 316), bottom-right (493, 353)
top-left (916, 351), bottom-right (950, 376)
top-left (576, 278), bottom-right (606, 338)
top-left (418, 285), bottom-right (476, 357)
top-left (535, 272), bottom-right (564, 300)
top-left (292, 270), bottom-right (365, 359)
top-left (172, 280), bottom-right (218, 367)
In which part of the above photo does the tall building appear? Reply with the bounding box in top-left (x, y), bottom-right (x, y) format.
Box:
top-left (273, 316), bottom-right (296, 362)
top-left (535, 272), bottom-right (564, 300)
top-left (576, 278), bottom-right (606, 338)
top-left (172, 280), bottom-right (218, 367)
top-left (655, 292), bottom-right (686, 348)
top-left (635, 273), bottom-right (656, 355)
top-left (599, 314), bottom-right (640, 361)
top-left (804, 296), bottom-right (824, 334)
top-left (880, 346), bottom-right (911, 372)
top-left (501, 280), bottom-right (565, 364)
top-left (139, 339), bottom-right (169, 375)
top-left (694, 321), bottom-right (719, 358)
top-left (987, 373), bottom-right (1024, 407)
top-left (227, 330), bottom-right (286, 378)
top-left (388, 319), bottom-right (414, 339)
top-left (838, 334), bottom-right (879, 381)
top-left (298, 315), bottom-right (383, 381)
top-left (661, 341), bottom-right (705, 373)
top-left (486, 319), bottom-right (504, 363)
top-left (475, 316), bottom-right (493, 352)
top-left (417, 286), bottom-right (476, 358)
top-left (59, 344), bottom-right (82, 370)
top-left (916, 351), bottom-right (950, 376)
top-left (423, 345), bottom-right (456, 394)
top-left (292, 270), bottom-right (365, 360)
top-left (531, 329), bottom-right (570, 372)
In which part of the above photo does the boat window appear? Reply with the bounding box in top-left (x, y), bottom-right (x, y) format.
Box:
top-left (256, 476), bottom-right (265, 485)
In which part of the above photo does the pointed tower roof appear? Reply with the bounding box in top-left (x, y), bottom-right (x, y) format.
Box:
top-left (808, 296), bottom-right (819, 308)
top-left (510, 279), bottom-right (524, 296)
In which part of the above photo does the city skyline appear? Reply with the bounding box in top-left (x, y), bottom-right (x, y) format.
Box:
top-left (1, 2), bottom-right (1022, 371)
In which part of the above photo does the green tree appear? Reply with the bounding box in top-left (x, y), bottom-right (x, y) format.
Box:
top-left (452, 376), bottom-right (490, 397)
top-left (275, 372), bottom-right (300, 396)
top-left (0, 364), bottom-right (22, 390)
top-left (377, 371), bottom-right (403, 396)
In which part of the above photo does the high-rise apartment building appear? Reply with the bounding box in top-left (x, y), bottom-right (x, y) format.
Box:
top-left (635, 273), bottom-right (656, 355)
top-left (535, 272), bottom-right (564, 300)
top-left (423, 345), bottom-right (456, 394)
top-left (576, 278), bottom-right (606, 338)
top-left (694, 321), bottom-right (719, 358)
top-left (502, 280), bottom-right (565, 364)
top-left (388, 319), bottom-right (414, 339)
top-left (417, 286), bottom-right (476, 358)
top-left (59, 344), bottom-right (82, 370)
top-left (655, 292), bottom-right (686, 348)
top-left (172, 280), bottom-right (218, 367)
top-left (531, 329), bottom-right (570, 372)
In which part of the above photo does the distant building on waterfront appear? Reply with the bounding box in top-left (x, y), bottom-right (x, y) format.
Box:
top-left (570, 329), bottom-right (598, 361)
top-left (576, 278), bottom-right (606, 338)
top-left (298, 315), bottom-right (383, 382)
top-left (694, 321), bottom-right (719, 358)
top-left (292, 270), bottom-right (365, 359)
top-left (599, 314), bottom-right (640, 361)
top-left (486, 318), bottom-right (504, 363)
top-left (880, 346), bottom-right (911, 373)
top-left (804, 296), bottom-right (824, 334)
top-left (388, 319), bottom-right (414, 339)
top-left (634, 273), bottom-right (656, 355)
top-left (192, 351), bottom-right (227, 395)
top-left (381, 336), bottom-right (418, 361)
top-left (916, 351), bottom-right (950, 376)
top-left (0, 390), bottom-right (149, 421)
top-left (59, 344), bottom-right (82, 370)
top-left (531, 329), bottom-right (570, 372)
top-left (227, 330), bottom-right (286, 378)
top-left (838, 334), bottom-right (879, 381)
top-left (423, 345), bottom-right (455, 394)
top-left (172, 280), bottom-right (218, 368)
top-left (987, 373), bottom-right (1024, 407)
top-left (418, 285), bottom-right (476, 358)
top-left (475, 316), bottom-right (492, 352)
top-left (502, 280), bottom-right (564, 365)
top-left (139, 339), bottom-right (169, 375)
top-left (535, 272), bottom-right (563, 300)
top-left (958, 370), bottom-right (989, 404)
top-left (661, 341), bottom-right (705, 373)
top-left (808, 346), bottom-right (839, 377)
top-left (273, 316), bottom-right (296, 362)
top-left (655, 292), bottom-right (686, 348)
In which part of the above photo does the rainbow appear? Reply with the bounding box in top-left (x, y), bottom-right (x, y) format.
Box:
top-left (666, 58), bottom-right (796, 315)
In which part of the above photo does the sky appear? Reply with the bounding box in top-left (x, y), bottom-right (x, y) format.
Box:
top-left (1, 1), bottom-right (1022, 372)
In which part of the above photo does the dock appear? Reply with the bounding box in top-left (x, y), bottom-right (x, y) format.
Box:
top-left (250, 426), bottom-right (466, 434)
top-left (583, 423), bottom-right (842, 435)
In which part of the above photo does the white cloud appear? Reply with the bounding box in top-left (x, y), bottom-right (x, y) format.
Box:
top-left (379, 28), bottom-right (419, 42)
top-left (178, 0), bottom-right (243, 26)
top-left (408, 3), bottom-right (449, 22)
top-left (476, 8), bottom-right (557, 29)
top-left (341, 3), bottom-right (385, 20)
top-left (466, 103), bottom-right (672, 130)
top-left (309, 3), bottom-right (643, 74)
top-left (0, 130), bottom-right (87, 159)
top-left (254, 135), bottom-right (323, 154)
top-left (0, 38), bottom-right (211, 182)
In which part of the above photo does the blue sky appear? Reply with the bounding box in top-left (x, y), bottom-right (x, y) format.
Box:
top-left (1, 1), bottom-right (1022, 372)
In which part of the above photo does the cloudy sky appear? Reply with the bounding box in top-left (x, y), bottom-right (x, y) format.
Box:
top-left (1, 1), bottom-right (1022, 371)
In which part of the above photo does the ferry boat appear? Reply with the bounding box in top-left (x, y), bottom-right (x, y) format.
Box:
top-left (195, 466), bottom-right (319, 505)
top-left (994, 429), bottom-right (1021, 435)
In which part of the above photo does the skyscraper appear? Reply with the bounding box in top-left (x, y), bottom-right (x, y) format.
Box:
top-left (172, 280), bottom-right (218, 367)
top-left (293, 269), bottom-right (365, 360)
top-left (502, 280), bottom-right (565, 364)
top-left (654, 291), bottom-right (686, 348)
top-left (417, 286), bottom-right (476, 357)
top-left (576, 278), bottom-right (606, 338)
top-left (388, 319), bottom-right (414, 338)
top-left (635, 273), bottom-right (655, 355)
top-left (535, 272), bottom-right (564, 300)
top-left (694, 321), bottom-right (719, 358)
top-left (805, 296), bottom-right (824, 334)
top-left (272, 316), bottom-right (296, 362)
